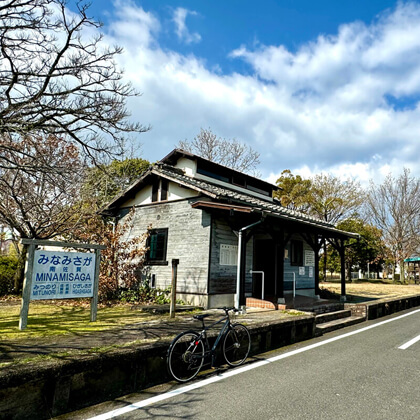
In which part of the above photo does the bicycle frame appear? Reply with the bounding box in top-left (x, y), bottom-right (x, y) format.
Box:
top-left (167, 307), bottom-right (251, 382)
top-left (194, 314), bottom-right (233, 365)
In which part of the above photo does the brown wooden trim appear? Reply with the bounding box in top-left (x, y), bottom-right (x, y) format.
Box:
top-left (191, 201), bottom-right (252, 213)
top-left (20, 238), bottom-right (106, 250)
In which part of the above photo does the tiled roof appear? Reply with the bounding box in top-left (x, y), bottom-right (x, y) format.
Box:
top-left (154, 164), bottom-right (342, 232)
top-left (102, 162), bottom-right (357, 238)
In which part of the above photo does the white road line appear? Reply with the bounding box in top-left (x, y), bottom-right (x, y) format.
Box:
top-left (88, 308), bottom-right (420, 420)
top-left (398, 334), bottom-right (420, 350)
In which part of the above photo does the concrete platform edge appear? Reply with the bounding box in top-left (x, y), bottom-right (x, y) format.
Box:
top-left (2, 294), bottom-right (420, 420)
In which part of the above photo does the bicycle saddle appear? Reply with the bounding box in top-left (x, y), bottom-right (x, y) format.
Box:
top-left (193, 314), bottom-right (211, 321)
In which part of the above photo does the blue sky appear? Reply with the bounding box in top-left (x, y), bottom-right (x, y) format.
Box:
top-left (69, 0), bottom-right (420, 185)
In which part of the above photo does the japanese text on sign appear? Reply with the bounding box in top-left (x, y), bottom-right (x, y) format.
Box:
top-left (31, 250), bottom-right (96, 300)
top-left (304, 250), bottom-right (315, 267)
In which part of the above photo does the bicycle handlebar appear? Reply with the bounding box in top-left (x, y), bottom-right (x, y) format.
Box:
top-left (217, 306), bottom-right (238, 314)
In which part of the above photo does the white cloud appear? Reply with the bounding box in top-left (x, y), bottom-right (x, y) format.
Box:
top-left (108, 0), bottom-right (160, 49)
top-left (102, 1), bottom-right (420, 186)
top-left (172, 7), bottom-right (201, 44)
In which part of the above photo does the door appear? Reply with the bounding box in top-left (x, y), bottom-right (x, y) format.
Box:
top-left (253, 239), bottom-right (275, 299)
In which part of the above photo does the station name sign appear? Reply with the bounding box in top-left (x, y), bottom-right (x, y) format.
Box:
top-left (31, 250), bottom-right (96, 300)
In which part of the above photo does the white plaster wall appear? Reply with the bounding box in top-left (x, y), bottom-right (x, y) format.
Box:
top-left (168, 183), bottom-right (199, 200)
top-left (120, 181), bottom-right (199, 207)
top-left (121, 186), bottom-right (152, 207)
top-left (175, 158), bottom-right (197, 177)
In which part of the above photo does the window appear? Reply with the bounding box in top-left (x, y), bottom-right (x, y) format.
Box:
top-left (161, 179), bottom-right (168, 201)
top-left (197, 161), bottom-right (229, 182)
top-left (152, 179), bottom-right (159, 202)
top-left (247, 183), bottom-right (270, 196)
top-left (290, 240), bottom-right (303, 266)
top-left (152, 178), bottom-right (169, 202)
top-left (147, 229), bottom-right (168, 264)
top-left (232, 175), bottom-right (246, 187)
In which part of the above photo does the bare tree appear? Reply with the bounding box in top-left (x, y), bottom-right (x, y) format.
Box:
top-left (0, 0), bottom-right (148, 173)
top-left (308, 173), bottom-right (364, 281)
top-left (366, 168), bottom-right (420, 282)
top-left (178, 128), bottom-right (260, 174)
top-left (0, 135), bottom-right (86, 239)
top-left (0, 134), bottom-right (88, 290)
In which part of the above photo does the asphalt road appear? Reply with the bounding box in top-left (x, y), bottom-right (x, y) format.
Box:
top-left (60, 308), bottom-right (420, 420)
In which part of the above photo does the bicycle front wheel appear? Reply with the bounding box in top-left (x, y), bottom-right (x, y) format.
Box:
top-left (223, 323), bottom-right (251, 367)
top-left (167, 331), bottom-right (205, 382)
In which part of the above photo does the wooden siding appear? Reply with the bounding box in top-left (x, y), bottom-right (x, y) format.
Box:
top-left (209, 218), bottom-right (253, 294)
top-left (284, 234), bottom-right (316, 291)
top-left (119, 199), bottom-right (211, 296)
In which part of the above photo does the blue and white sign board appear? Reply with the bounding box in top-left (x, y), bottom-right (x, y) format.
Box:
top-left (31, 250), bottom-right (96, 300)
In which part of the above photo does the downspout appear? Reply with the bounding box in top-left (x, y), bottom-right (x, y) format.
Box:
top-left (235, 219), bottom-right (264, 309)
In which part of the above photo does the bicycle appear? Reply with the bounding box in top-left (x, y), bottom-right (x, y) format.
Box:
top-left (166, 307), bottom-right (251, 383)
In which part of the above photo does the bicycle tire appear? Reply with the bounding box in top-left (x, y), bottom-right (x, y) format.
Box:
top-left (167, 331), bottom-right (205, 382)
top-left (223, 323), bottom-right (251, 367)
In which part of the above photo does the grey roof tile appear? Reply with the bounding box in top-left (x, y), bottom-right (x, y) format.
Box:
top-left (155, 164), bottom-right (337, 230)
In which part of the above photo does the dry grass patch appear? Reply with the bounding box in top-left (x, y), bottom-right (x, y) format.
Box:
top-left (321, 281), bottom-right (420, 302)
top-left (0, 301), bottom-right (162, 340)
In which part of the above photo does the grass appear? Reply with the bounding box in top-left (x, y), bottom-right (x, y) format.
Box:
top-left (0, 300), bottom-right (163, 340)
top-left (2, 281), bottom-right (420, 340)
top-left (321, 280), bottom-right (420, 302)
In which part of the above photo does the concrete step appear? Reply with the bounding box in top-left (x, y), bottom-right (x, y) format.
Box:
top-left (315, 315), bottom-right (366, 336)
top-left (294, 302), bottom-right (344, 314)
top-left (315, 309), bottom-right (352, 325)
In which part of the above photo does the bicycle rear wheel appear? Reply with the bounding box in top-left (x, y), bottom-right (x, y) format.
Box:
top-left (223, 323), bottom-right (251, 367)
top-left (167, 331), bottom-right (205, 382)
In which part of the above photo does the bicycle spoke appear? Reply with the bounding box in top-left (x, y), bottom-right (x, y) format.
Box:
top-left (167, 332), bottom-right (205, 382)
top-left (223, 324), bottom-right (251, 367)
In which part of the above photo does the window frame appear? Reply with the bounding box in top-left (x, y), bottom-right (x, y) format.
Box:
top-left (160, 179), bottom-right (168, 201)
top-left (146, 228), bottom-right (169, 265)
top-left (290, 239), bottom-right (303, 266)
top-left (151, 179), bottom-right (159, 202)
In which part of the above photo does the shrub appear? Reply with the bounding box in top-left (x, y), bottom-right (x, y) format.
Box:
top-left (0, 256), bottom-right (19, 296)
top-left (119, 283), bottom-right (172, 305)
top-left (118, 282), bottom-right (184, 305)
top-left (71, 208), bottom-right (148, 302)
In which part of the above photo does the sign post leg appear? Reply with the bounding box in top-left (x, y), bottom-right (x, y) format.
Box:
top-left (90, 249), bottom-right (101, 322)
top-left (19, 244), bottom-right (36, 331)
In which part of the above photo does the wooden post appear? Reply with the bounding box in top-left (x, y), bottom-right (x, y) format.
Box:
top-left (417, 262), bottom-right (420, 285)
top-left (239, 233), bottom-right (248, 307)
top-left (90, 249), bottom-right (101, 322)
top-left (339, 239), bottom-right (346, 301)
top-left (19, 243), bottom-right (36, 330)
top-left (314, 235), bottom-right (322, 297)
top-left (170, 259), bottom-right (179, 318)
top-left (274, 235), bottom-right (285, 304)
top-left (315, 248), bottom-right (321, 296)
